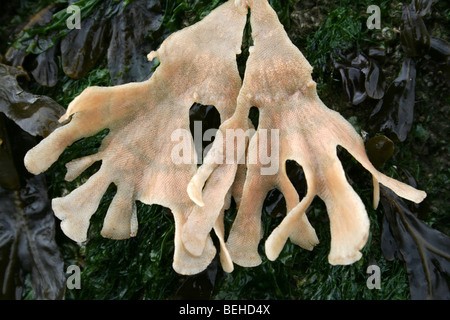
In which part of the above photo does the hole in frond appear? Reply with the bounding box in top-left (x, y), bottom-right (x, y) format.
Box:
top-left (262, 160), bottom-right (308, 220)
top-left (336, 145), bottom-right (371, 189)
top-left (263, 188), bottom-right (286, 219)
top-left (248, 106), bottom-right (259, 129)
top-left (336, 146), bottom-right (373, 208)
top-left (236, 11), bottom-right (253, 79)
top-left (286, 159), bottom-right (307, 200)
top-left (189, 103), bottom-right (220, 164)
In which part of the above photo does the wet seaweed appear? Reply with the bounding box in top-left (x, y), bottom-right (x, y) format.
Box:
top-left (331, 0), bottom-right (448, 143)
top-left (6, 0), bottom-right (163, 86)
top-left (0, 63), bottom-right (65, 137)
top-left (333, 49), bottom-right (371, 105)
top-left (0, 61), bottom-right (66, 299)
top-left (370, 57), bottom-right (417, 142)
top-left (369, 0), bottom-right (449, 141)
top-left (381, 175), bottom-right (450, 300)
top-left (0, 115), bottom-right (65, 300)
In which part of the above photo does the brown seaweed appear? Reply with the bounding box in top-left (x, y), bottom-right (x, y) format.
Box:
top-left (370, 58), bottom-right (416, 142)
top-left (381, 178), bottom-right (450, 300)
top-left (6, 0), bottom-right (163, 86)
top-left (107, 0), bottom-right (163, 84)
top-left (333, 47), bottom-right (386, 105)
top-left (0, 114), bottom-right (65, 300)
top-left (333, 49), bottom-right (370, 105)
top-left (0, 63), bottom-right (65, 137)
